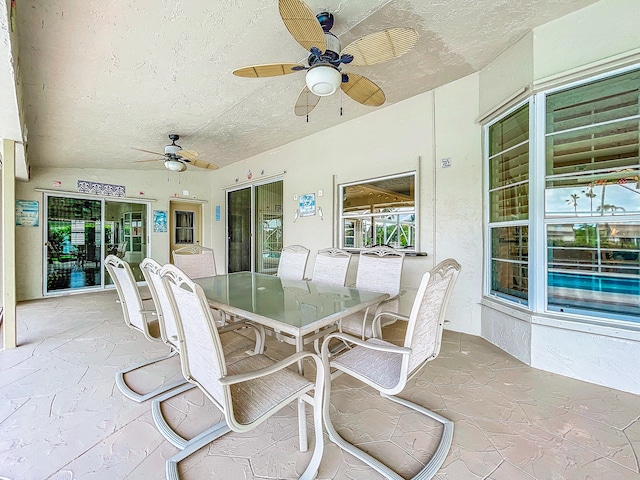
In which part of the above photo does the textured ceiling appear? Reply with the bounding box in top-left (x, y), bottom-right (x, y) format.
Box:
top-left (13, 0), bottom-right (599, 172)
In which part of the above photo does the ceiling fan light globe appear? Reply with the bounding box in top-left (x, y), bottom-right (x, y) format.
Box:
top-left (306, 65), bottom-right (341, 96)
top-left (165, 159), bottom-right (187, 172)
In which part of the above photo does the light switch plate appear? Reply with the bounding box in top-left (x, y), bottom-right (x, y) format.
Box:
top-left (318, 189), bottom-right (324, 197)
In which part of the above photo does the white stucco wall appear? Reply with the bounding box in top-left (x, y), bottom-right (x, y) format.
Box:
top-left (533, 0), bottom-right (640, 80)
top-left (209, 75), bottom-right (483, 335)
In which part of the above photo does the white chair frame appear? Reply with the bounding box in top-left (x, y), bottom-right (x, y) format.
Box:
top-left (321, 258), bottom-right (461, 480)
top-left (160, 263), bottom-right (324, 479)
top-left (311, 247), bottom-right (352, 286)
top-left (172, 245), bottom-right (217, 279)
top-left (105, 255), bottom-right (185, 403)
top-left (339, 246), bottom-right (405, 339)
top-left (276, 244), bottom-right (310, 281)
top-left (140, 258), bottom-right (265, 450)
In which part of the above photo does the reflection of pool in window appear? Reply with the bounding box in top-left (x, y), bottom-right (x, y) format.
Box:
top-left (548, 271), bottom-right (640, 320)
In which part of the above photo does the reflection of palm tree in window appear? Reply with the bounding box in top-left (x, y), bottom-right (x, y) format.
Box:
top-left (581, 184), bottom-right (597, 214)
top-left (566, 193), bottom-right (580, 216)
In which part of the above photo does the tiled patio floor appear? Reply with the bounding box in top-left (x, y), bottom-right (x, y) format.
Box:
top-left (1, 290), bottom-right (639, 479)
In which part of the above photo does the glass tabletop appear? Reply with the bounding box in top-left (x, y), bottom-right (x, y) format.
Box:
top-left (195, 271), bottom-right (387, 332)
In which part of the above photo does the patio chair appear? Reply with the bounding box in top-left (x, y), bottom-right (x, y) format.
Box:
top-left (105, 254), bottom-right (185, 403)
top-left (160, 263), bottom-right (325, 480)
top-left (276, 244), bottom-right (310, 280)
top-left (172, 245), bottom-right (216, 279)
top-left (115, 241), bottom-right (128, 259)
top-left (310, 247), bottom-right (352, 286)
top-left (338, 246), bottom-right (405, 339)
top-left (321, 258), bottom-right (461, 480)
top-left (140, 258), bottom-right (265, 449)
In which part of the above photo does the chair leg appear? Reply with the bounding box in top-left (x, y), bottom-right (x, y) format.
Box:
top-left (323, 379), bottom-right (452, 480)
top-left (151, 383), bottom-right (198, 449)
top-left (115, 350), bottom-right (188, 403)
top-left (298, 397), bottom-right (308, 452)
top-left (165, 420), bottom-right (231, 480)
top-left (383, 394), bottom-right (454, 480)
top-left (299, 390), bottom-right (325, 480)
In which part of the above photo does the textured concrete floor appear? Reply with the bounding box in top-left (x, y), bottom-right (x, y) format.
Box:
top-left (1, 290), bottom-right (639, 479)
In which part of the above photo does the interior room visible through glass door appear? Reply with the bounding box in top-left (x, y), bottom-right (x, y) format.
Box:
top-left (46, 196), bottom-right (102, 293)
top-left (104, 201), bottom-right (148, 284)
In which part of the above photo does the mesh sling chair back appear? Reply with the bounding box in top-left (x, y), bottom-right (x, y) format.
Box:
top-left (338, 246), bottom-right (405, 339)
top-left (105, 254), bottom-right (185, 402)
top-left (160, 263), bottom-right (325, 480)
top-left (277, 244), bottom-right (310, 280)
top-left (321, 258), bottom-right (461, 480)
top-left (172, 245), bottom-right (217, 279)
top-left (140, 258), bottom-right (265, 449)
top-left (311, 248), bottom-right (352, 286)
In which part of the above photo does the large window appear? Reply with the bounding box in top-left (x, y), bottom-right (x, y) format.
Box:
top-left (484, 67), bottom-right (640, 323)
top-left (339, 172), bottom-right (416, 251)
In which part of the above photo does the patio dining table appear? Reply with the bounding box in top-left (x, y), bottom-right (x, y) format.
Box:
top-left (195, 271), bottom-right (389, 356)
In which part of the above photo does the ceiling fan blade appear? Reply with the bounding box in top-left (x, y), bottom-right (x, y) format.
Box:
top-left (341, 28), bottom-right (418, 66)
top-left (132, 147), bottom-right (165, 157)
top-left (294, 86), bottom-right (321, 116)
top-left (133, 158), bottom-right (162, 163)
top-left (233, 63), bottom-right (305, 78)
top-left (188, 158), bottom-right (219, 171)
top-left (177, 149), bottom-right (200, 161)
top-left (278, 0), bottom-right (326, 53)
top-left (341, 73), bottom-right (385, 107)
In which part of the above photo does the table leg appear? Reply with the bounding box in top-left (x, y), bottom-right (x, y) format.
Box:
top-left (296, 335), bottom-right (304, 374)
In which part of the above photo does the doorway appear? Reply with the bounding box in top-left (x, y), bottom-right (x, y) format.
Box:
top-left (226, 180), bottom-right (283, 273)
top-left (44, 195), bottom-right (148, 294)
top-left (169, 201), bottom-right (203, 259)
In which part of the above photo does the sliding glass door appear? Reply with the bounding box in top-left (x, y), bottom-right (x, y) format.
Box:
top-left (227, 180), bottom-right (283, 274)
top-left (46, 197), bottom-right (102, 293)
top-left (45, 194), bottom-right (148, 294)
top-left (104, 201), bottom-right (147, 283)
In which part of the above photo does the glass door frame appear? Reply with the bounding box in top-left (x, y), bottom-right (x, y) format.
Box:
top-left (225, 176), bottom-right (284, 274)
top-left (42, 191), bottom-right (152, 296)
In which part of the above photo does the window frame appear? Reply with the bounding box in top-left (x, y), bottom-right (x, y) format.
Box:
top-left (338, 171), bottom-right (418, 252)
top-left (484, 64), bottom-right (640, 325)
top-left (174, 210), bottom-right (195, 245)
top-left (484, 100), bottom-right (534, 306)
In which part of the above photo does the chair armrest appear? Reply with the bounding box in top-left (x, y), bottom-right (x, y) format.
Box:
top-left (321, 332), bottom-right (411, 360)
top-left (371, 310), bottom-right (410, 337)
top-left (219, 351), bottom-right (321, 386)
top-left (218, 320), bottom-right (254, 334)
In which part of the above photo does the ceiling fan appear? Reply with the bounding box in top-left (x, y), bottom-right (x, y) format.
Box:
top-left (233, 0), bottom-right (419, 117)
top-left (133, 134), bottom-right (218, 172)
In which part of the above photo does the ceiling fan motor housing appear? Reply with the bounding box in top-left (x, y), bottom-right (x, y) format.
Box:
top-left (165, 144), bottom-right (181, 155)
top-left (308, 32), bottom-right (341, 66)
top-left (165, 134), bottom-right (181, 155)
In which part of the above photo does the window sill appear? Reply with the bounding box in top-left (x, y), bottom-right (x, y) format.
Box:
top-left (482, 296), bottom-right (640, 342)
top-left (344, 248), bottom-right (428, 257)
